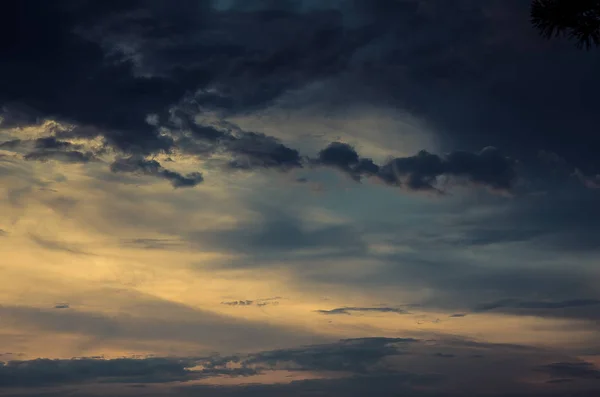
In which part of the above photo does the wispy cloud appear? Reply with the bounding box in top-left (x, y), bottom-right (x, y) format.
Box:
top-left (315, 307), bottom-right (409, 316)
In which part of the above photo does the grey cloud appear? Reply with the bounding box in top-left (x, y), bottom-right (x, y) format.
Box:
top-left (0, 139), bottom-right (25, 149)
top-left (2, 335), bottom-right (597, 396)
top-left (0, 355), bottom-right (263, 388)
top-left (450, 186), bottom-right (600, 252)
top-left (537, 361), bottom-right (600, 380)
top-left (306, 243), bottom-right (600, 324)
top-left (241, 337), bottom-right (418, 374)
top-left (23, 150), bottom-right (96, 164)
top-left (34, 137), bottom-right (80, 151)
top-left (467, 298), bottom-right (600, 325)
top-left (1, 137), bottom-right (96, 163)
top-left (0, 357), bottom-right (197, 387)
top-left (378, 147), bottom-right (516, 191)
top-left (316, 142), bottom-right (379, 181)
top-left (315, 307), bottom-right (408, 316)
top-left (474, 299), bottom-right (600, 312)
top-left (110, 156), bottom-right (203, 188)
top-left (315, 142), bottom-right (516, 192)
top-left (189, 207), bottom-right (367, 262)
top-left (224, 131), bottom-right (302, 170)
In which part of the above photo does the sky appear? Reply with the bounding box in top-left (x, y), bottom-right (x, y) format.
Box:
top-left (1, 0), bottom-right (600, 396)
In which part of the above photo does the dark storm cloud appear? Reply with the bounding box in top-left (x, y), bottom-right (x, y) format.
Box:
top-left (1, 1), bottom-right (182, 154)
top-left (110, 156), bottom-right (203, 187)
top-left (316, 142), bottom-right (380, 181)
top-left (320, 0), bottom-right (600, 179)
top-left (0, 1), bottom-right (370, 148)
top-left (224, 131), bottom-right (303, 170)
top-left (378, 146), bottom-right (516, 191)
top-left (315, 142), bottom-right (516, 191)
top-left (2, 0), bottom-right (593, 197)
top-left (315, 306), bottom-right (408, 316)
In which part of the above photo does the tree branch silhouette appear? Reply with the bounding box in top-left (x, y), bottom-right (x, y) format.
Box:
top-left (531, 0), bottom-right (600, 49)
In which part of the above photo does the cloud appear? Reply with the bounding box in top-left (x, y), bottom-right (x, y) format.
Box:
top-left (378, 147), bottom-right (516, 191)
top-left (0, 0), bottom-right (545, 197)
top-left (0, 293), bottom-right (326, 354)
top-left (0, 136), bottom-right (97, 163)
top-left (23, 150), bottom-right (96, 164)
top-left (189, 206), bottom-right (367, 262)
top-left (224, 131), bottom-right (303, 170)
top-left (315, 307), bottom-right (408, 316)
top-left (240, 337), bottom-right (418, 374)
top-left (315, 142), bottom-right (379, 181)
top-left (119, 238), bottom-right (184, 250)
top-left (221, 298), bottom-right (281, 307)
top-left (28, 234), bottom-right (92, 256)
top-left (110, 156), bottom-right (203, 188)
top-left (313, 142), bottom-right (516, 192)
top-left (474, 299), bottom-right (600, 312)
top-left (0, 356), bottom-right (260, 388)
top-left (537, 361), bottom-right (600, 380)
top-left (2, 335), bottom-right (593, 396)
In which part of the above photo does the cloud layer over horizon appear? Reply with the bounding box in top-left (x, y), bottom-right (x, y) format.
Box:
top-left (2, 1), bottom-right (600, 396)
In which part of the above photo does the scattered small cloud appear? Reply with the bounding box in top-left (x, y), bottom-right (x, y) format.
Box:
top-left (221, 297), bottom-right (282, 307)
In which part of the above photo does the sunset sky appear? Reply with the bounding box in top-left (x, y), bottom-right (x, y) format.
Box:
top-left (2, 1), bottom-right (600, 396)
